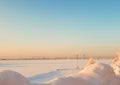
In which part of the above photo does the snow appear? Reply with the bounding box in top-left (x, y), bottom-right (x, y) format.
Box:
top-left (0, 60), bottom-right (88, 77)
top-left (78, 63), bottom-right (118, 85)
top-left (111, 56), bottom-right (120, 75)
top-left (0, 70), bottom-right (31, 85)
top-left (41, 59), bottom-right (118, 85)
top-left (86, 57), bottom-right (95, 66)
top-left (0, 59), bottom-right (120, 85)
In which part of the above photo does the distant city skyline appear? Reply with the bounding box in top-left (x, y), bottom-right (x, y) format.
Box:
top-left (0, 0), bottom-right (120, 59)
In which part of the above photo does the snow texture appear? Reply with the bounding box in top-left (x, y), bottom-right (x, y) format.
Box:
top-left (0, 58), bottom-right (120, 85)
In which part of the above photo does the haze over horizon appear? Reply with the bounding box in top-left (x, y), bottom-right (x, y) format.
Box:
top-left (0, 0), bottom-right (120, 59)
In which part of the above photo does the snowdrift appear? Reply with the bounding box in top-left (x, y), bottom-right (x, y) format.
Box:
top-left (29, 68), bottom-right (79, 84)
top-left (0, 58), bottom-right (120, 85)
top-left (111, 56), bottom-right (120, 75)
top-left (29, 70), bottom-right (62, 83)
top-left (42, 62), bottom-right (119, 85)
top-left (0, 70), bottom-right (31, 85)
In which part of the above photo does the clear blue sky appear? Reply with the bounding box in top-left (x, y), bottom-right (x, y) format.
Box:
top-left (0, 0), bottom-right (120, 58)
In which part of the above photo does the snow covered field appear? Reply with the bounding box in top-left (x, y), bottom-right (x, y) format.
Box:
top-left (0, 58), bottom-right (119, 85)
top-left (0, 59), bottom-right (93, 83)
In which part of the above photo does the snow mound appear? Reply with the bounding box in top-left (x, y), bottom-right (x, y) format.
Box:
top-left (111, 56), bottom-right (120, 75)
top-left (29, 70), bottom-right (62, 83)
top-left (86, 57), bottom-right (95, 66)
top-left (112, 56), bottom-right (120, 63)
top-left (79, 63), bottom-right (119, 85)
top-left (0, 59), bottom-right (120, 85)
top-left (37, 63), bottom-right (119, 85)
top-left (0, 70), bottom-right (31, 85)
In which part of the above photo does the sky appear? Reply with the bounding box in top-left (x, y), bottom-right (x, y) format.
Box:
top-left (0, 0), bottom-right (120, 59)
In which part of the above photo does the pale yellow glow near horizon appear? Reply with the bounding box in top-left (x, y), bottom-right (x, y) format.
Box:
top-left (0, 45), bottom-right (118, 59)
top-left (0, 39), bottom-right (119, 59)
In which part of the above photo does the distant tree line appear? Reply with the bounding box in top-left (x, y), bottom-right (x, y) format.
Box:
top-left (0, 56), bottom-right (115, 60)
